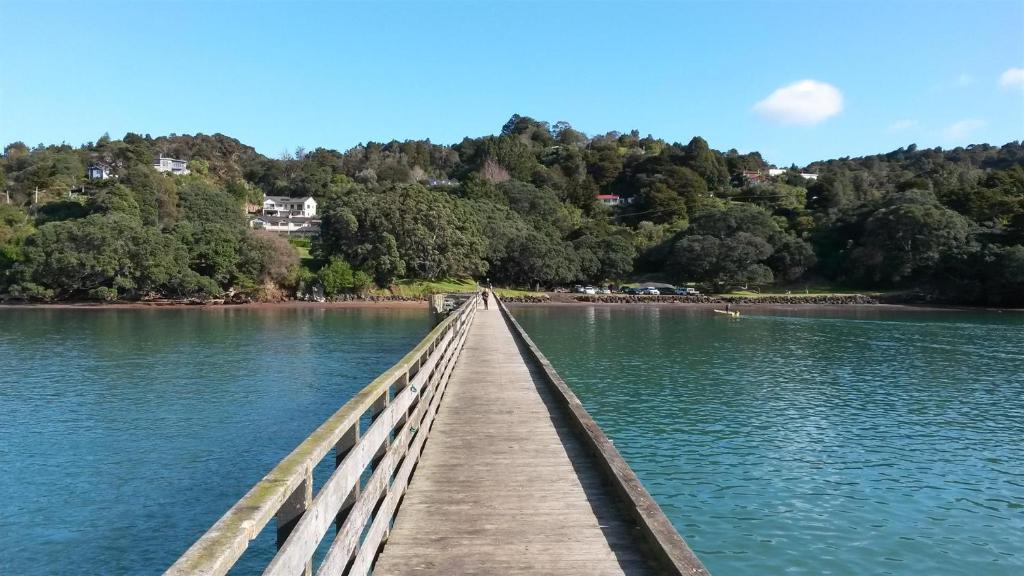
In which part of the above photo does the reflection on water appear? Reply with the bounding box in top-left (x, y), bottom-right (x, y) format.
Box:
top-left (512, 305), bottom-right (1024, 576)
top-left (0, 306), bottom-right (431, 575)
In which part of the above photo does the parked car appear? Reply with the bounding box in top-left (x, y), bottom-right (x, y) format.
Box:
top-left (583, 286), bottom-right (598, 295)
top-left (622, 287), bottom-right (640, 295)
top-left (640, 287), bottom-right (660, 295)
top-left (673, 287), bottom-right (701, 296)
top-left (599, 288), bottom-right (612, 294)
top-left (572, 285), bottom-right (585, 293)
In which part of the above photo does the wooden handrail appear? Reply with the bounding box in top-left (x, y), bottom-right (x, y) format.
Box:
top-left (495, 296), bottom-right (709, 576)
top-left (166, 296), bottom-right (478, 576)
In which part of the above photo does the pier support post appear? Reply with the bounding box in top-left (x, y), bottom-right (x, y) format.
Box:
top-left (276, 471), bottom-right (313, 575)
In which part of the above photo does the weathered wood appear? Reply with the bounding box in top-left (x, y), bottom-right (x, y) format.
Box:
top-left (496, 297), bottom-right (710, 576)
top-left (374, 303), bottom-right (657, 576)
top-left (169, 292), bottom-right (708, 576)
top-left (313, 318), bottom-right (466, 576)
top-left (263, 330), bottom-right (457, 576)
top-left (165, 297), bottom-right (476, 576)
top-left (334, 425), bottom-right (359, 531)
top-left (275, 471), bottom-right (312, 576)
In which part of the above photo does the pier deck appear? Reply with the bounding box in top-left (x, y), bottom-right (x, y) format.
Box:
top-left (166, 295), bottom-right (707, 576)
top-left (374, 304), bottom-right (651, 575)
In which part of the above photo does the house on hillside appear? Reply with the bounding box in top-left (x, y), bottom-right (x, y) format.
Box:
top-left (87, 165), bottom-right (111, 179)
top-left (153, 155), bottom-right (190, 175)
top-left (426, 178), bottom-right (457, 187)
top-left (251, 215), bottom-right (320, 236)
top-left (742, 170), bottom-right (765, 184)
top-left (596, 194), bottom-right (622, 207)
top-left (263, 196), bottom-right (317, 218)
top-left (766, 168), bottom-right (819, 181)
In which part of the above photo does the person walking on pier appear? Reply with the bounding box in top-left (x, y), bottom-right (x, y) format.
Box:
top-left (481, 289), bottom-right (490, 310)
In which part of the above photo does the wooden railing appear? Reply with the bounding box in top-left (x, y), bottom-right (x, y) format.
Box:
top-left (166, 296), bottom-right (478, 576)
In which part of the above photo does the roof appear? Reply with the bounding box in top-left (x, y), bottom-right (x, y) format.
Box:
top-left (595, 194), bottom-right (620, 200)
top-left (265, 196), bottom-right (315, 203)
top-left (254, 215), bottom-right (315, 225)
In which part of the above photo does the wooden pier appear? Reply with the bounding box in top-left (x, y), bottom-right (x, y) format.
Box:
top-left (166, 295), bottom-right (708, 576)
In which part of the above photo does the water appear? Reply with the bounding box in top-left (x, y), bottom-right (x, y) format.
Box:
top-left (0, 306), bottom-right (431, 575)
top-left (511, 305), bottom-right (1024, 576)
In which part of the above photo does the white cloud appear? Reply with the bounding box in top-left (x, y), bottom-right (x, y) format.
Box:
top-left (956, 73), bottom-right (974, 87)
top-left (753, 80), bottom-right (844, 125)
top-left (886, 119), bottom-right (916, 133)
top-left (943, 119), bottom-right (987, 141)
top-left (999, 67), bottom-right (1024, 89)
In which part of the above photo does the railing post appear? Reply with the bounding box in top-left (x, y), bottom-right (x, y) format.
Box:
top-left (165, 298), bottom-right (478, 576)
top-left (335, 424), bottom-right (360, 532)
top-left (369, 389), bottom-right (389, 472)
top-left (276, 469), bottom-right (312, 575)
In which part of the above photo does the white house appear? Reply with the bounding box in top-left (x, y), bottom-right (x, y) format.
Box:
top-left (251, 215), bottom-right (320, 236)
top-left (263, 196), bottom-right (317, 218)
top-left (87, 165), bottom-right (111, 179)
top-left (767, 168), bottom-right (819, 181)
top-left (153, 155), bottom-right (190, 175)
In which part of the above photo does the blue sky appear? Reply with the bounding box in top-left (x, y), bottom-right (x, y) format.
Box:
top-left (1, 0), bottom-right (1022, 166)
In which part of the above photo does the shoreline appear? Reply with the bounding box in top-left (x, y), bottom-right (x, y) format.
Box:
top-left (0, 300), bottom-right (429, 311)
top-left (504, 301), bottom-right (1020, 313)
top-left (0, 298), bottom-right (1016, 313)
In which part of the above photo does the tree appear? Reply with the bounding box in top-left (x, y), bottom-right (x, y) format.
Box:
top-left (630, 183), bottom-right (687, 225)
top-left (318, 257), bottom-right (355, 296)
top-left (666, 233), bottom-right (774, 290)
top-left (11, 213), bottom-right (214, 300)
top-left (683, 136), bottom-right (730, 190)
top-left (240, 230), bottom-right (300, 285)
top-left (848, 191), bottom-right (971, 285)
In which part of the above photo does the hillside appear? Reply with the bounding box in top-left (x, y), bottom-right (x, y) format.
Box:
top-left (1, 115), bottom-right (1022, 304)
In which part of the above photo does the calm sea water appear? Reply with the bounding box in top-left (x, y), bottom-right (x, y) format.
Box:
top-left (0, 306), bottom-right (431, 575)
top-left (511, 305), bottom-right (1024, 575)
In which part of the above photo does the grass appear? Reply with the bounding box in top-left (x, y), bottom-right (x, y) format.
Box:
top-left (716, 285), bottom-right (894, 297)
top-left (493, 287), bottom-right (547, 298)
top-left (369, 278), bottom-right (480, 298)
top-left (363, 278), bottom-right (547, 299)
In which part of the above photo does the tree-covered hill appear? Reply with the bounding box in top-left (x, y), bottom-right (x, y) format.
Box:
top-left (1, 115), bottom-right (1021, 304)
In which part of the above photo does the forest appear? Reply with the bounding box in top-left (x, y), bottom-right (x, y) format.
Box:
top-left (1, 115), bottom-right (1022, 305)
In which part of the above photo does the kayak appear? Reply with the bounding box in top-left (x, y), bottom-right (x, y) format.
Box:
top-left (713, 309), bottom-right (740, 318)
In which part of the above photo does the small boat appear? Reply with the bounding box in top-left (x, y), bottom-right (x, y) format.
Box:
top-left (713, 309), bottom-right (740, 318)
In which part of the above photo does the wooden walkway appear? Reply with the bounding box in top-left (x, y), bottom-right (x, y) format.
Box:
top-left (374, 303), bottom-right (652, 575)
top-left (166, 294), bottom-right (707, 576)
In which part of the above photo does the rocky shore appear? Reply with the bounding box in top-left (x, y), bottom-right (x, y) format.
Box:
top-left (568, 294), bottom-right (879, 305)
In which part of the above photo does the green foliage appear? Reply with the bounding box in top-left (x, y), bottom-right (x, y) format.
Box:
top-left (317, 258), bottom-right (355, 296)
top-left (0, 119), bottom-right (1021, 303)
top-left (10, 213), bottom-right (211, 300)
top-left (188, 158), bottom-right (210, 175)
top-left (847, 191), bottom-right (971, 285)
top-left (316, 257), bottom-right (371, 296)
top-left (317, 183), bottom-right (486, 284)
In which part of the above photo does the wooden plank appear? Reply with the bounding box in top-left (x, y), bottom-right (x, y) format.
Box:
top-left (347, 319), bottom-right (456, 575)
top-left (264, 330), bottom-right (457, 576)
top-left (495, 298), bottom-right (710, 576)
top-left (373, 303), bottom-right (658, 576)
top-left (315, 362), bottom-right (442, 576)
top-left (314, 312), bottom-right (470, 576)
top-left (165, 298), bottom-right (477, 576)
